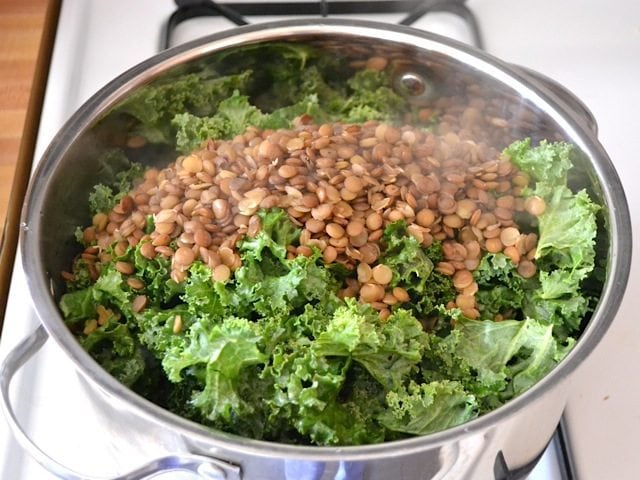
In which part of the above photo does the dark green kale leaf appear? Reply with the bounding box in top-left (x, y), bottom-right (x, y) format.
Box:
top-left (135, 305), bottom-right (191, 359)
top-left (474, 253), bottom-right (526, 320)
top-left (172, 91), bottom-right (264, 152)
top-left (182, 262), bottom-right (243, 319)
top-left (314, 300), bottom-right (428, 389)
top-left (79, 315), bottom-right (146, 387)
top-left (265, 343), bottom-right (350, 445)
top-left (267, 65), bottom-right (344, 112)
top-left (114, 70), bottom-right (252, 144)
top-left (504, 138), bottom-right (573, 188)
top-left (87, 150), bottom-right (143, 216)
top-left (379, 380), bottom-right (477, 435)
top-left (87, 184), bottom-right (117, 217)
top-left (257, 94), bottom-right (326, 131)
top-left (91, 267), bottom-right (133, 314)
top-left (59, 287), bottom-right (96, 325)
top-left (233, 209), bottom-right (336, 318)
top-left (339, 69), bottom-right (406, 123)
top-left (422, 315), bottom-right (573, 410)
top-left (166, 45), bottom-right (410, 153)
top-left (505, 139), bottom-right (600, 336)
top-left (133, 242), bottom-right (183, 306)
top-left (382, 221), bottom-right (435, 290)
top-left (381, 221), bottom-right (455, 318)
top-left (260, 307), bottom-right (387, 446)
top-left (162, 315), bottom-right (267, 432)
top-left (173, 92), bottom-right (327, 153)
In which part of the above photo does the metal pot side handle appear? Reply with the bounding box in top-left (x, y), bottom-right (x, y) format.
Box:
top-left (0, 325), bottom-right (242, 480)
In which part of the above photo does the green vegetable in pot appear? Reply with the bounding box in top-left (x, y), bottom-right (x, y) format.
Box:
top-left (59, 44), bottom-right (603, 446)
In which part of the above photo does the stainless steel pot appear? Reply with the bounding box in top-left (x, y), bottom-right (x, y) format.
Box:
top-left (1, 19), bottom-right (631, 480)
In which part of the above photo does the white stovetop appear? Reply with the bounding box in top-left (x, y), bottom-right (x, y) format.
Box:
top-left (1, 1), bottom-right (639, 478)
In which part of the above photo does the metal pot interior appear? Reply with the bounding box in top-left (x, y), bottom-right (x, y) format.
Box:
top-left (22, 19), bottom-right (630, 456)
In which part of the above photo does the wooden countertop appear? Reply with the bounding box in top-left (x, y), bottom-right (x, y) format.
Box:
top-left (0, 0), bottom-right (47, 233)
top-left (0, 0), bottom-right (59, 321)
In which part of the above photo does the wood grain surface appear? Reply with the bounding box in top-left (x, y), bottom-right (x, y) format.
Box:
top-left (0, 0), bottom-right (58, 323)
top-left (0, 0), bottom-right (49, 237)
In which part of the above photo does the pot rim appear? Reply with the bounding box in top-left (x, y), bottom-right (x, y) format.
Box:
top-left (20, 18), bottom-right (632, 460)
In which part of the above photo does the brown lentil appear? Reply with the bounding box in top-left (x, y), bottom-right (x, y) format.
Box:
top-left (456, 294), bottom-right (476, 310)
top-left (360, 283), bottom-right (385, 303)
top-left (525, 195), bottom-right (546, 216)
top-left (140, 242), bottom-right (156, 260)
top-left (517, 260), bottom-right (537, 279)
top-left (212, 264), bottom-right (231, 282)
top-left (326, 223), bottom-right (345, 239)
top-left (323, 245), bottom-right (338, 263)
top-left (115, 261), bottom-right (134, 275)
top-left (93, 212), bottom-right (108, 231)
top-left (365, 56), bottom-right (388, 71)
top-left (365, 212), bottom-right (384, 230)
top-left (182, 154), bottom-right (203, 174)
top-left (485, 237), bottom-right (503, 253)
top-left (500, 227), bottom-right (520, 247)
top-left (453, 270), bottom-right (474, 290)
top-left (83, 319), bottom-right (98, 335)
top-left (436, 262), bottom-right (456, 276)
top-left (503, 245), bottom-right (521, 264)
top-left (174, 246), bottom-right (196, 268)
top-left (382, 293), bottom-right (398, 306)
top-left (132, 295), bottom-right (148, 313)
top-left (70, 118), bottom-right (543, 317)
top-left (416, 209), bottom-right (436, 228)
top-left (126, 277), bottom-right (145, 290)
top-left (392, 286), bottom-right (410, 303)
top-left (172, 315), bottom-right (183, 334)
top-left (371, 264), bottom-right (393, 285)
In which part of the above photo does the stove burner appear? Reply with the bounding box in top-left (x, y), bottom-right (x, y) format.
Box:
top-left (163, 0), bottom-right (483, 50)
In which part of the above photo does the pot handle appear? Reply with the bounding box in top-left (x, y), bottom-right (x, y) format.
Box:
top-left (0, 325), bottom-right (242, 480)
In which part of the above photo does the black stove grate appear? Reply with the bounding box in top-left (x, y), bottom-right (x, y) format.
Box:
top-left (163, 0), bottom-right (483, 50)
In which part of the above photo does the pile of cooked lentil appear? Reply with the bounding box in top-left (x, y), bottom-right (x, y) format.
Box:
top-left (69, 117), bottom-right (546, 327)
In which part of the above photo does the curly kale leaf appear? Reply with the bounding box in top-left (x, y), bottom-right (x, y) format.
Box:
top-left (422, 316), bottom-right (573, 411)
top-left (161, 315), bottom-right (268, 436)
top-left (233, 209), bottom-right (337, 318)
top-left (314, 300), bottom-right (428, 389)
top-left (505, 138), bottom-right (573, 189)
top-left (340, 69), bottom-right (406, 123)
top-left (59, 287), bottom-right (96, 324)
top-left (379, 380), bottom-right (477, 436)
top-left (79, 315), bottom-right (146, 387)
top-left (87, 150), bottom-right (143, 216)
top-left (381, 221), bottom-right (455, 318)
top-left (173, 91), bottom-right (325, 153)
top-left (474, 253), bottom-right (526, 320)
top-left (505, 139), bottom-right (601, 336)
top-left (263, 315), bottom-right (389, 446)
top-left (115, 70), bottom-right (252, 144)
top-left (172, 90), bottom-right (264, 152)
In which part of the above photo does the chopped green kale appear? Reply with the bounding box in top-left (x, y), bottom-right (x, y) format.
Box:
top-left (506, 139), bottom-right (600, 337)
top-left (87, 150), bottom-right (143, 216)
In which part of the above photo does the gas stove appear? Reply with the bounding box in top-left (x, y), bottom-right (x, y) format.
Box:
top-left (1, 1), bottom-right (639, 479)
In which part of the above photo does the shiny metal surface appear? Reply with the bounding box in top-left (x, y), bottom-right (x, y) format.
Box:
top-left (10, 19), bottom-right (632, 479)
top-left (0, 325), bottom-right (241, 480)
top-left (511, 64), bottom-right (599, 137)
